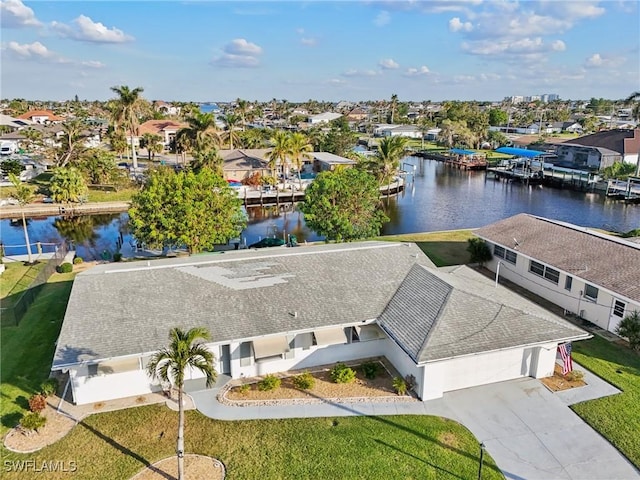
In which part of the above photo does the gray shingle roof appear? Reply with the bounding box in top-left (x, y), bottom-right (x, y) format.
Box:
top-left (475, 214), bottom-right (640, 303)
top-left (53, 242), bottom-right (433, 368)
top-left (379, 264), bottom-right (589, 363)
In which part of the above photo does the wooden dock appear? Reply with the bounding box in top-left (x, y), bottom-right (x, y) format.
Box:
top-left (605, 177), bottom-right (640, 202)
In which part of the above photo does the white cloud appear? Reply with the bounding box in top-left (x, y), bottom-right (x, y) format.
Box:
top-left (449, 17), bottom-right (473, 32)
top-left (6, 40), bottom-right (55, 59)
top-left (0, 0), bottom-right (42, 28)
top-left (300, 37), bottom-right (317, 46)
top-left (452, 74), bottom-right (475, 84)
top-left (404, 66), bottom-right (430, 77)
top-left (212, 38), bottom-right (264, 68)
top-left (80, 60), bottom-right (106, 69)
top-left (461, 37), bottom-right (567, 62)
top-left (374, 10), bottom-right (390, 27)
top-left (378, 58), bottom-right (399, 69)
top-left (342, 69), bottom-right (380, 77)
top-left (584, 52), bottom-right (625, 68)
top-left (327, 78), bottom-right (346, 85)
top-left (224, 38), bottom-right (262, 56)
top-left (51, 15), bottom-right (133, 43)
top-left (551, 40), bottom-right (566, 51)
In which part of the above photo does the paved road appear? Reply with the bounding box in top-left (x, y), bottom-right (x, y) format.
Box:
top-left (191, 372), bottom-right (639, 480)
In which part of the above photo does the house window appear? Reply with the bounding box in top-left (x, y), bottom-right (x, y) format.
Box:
top-left (544, 267), bottom-right (560, 284)
top-left (529, 260), bottom-right (559, 284)
top-left (584, 284), bottom-right (599, 301)
top-left (565, 276), bottom-right (573, 291)
top-left (612, 300), bottom-right (626, 318)
top-left (87, 364), bottom-right (98, 377)
top-left (494, 245), bottom-right (505, 258)
top-left (505, 250), bottom-right (517, 264)
top-left (529, 260), bottom-right (545, 277)
top-left (239, 341), bottom-right (253, 367)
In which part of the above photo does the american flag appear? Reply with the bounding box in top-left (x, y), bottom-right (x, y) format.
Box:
top-left (558, 343), bottom-right (573, 375)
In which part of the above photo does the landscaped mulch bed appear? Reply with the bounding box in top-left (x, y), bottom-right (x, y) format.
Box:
top-left (540, 364), bottom-right (586, 392)
top-left (130, 454), bottom-right (224, 480)
top-left (3, 404), bottom-right (76, 453)
top-left (223, 360), bottom-right (413, 405)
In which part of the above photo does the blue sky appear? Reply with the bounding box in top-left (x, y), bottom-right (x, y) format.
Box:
top-left (1, 1), bottom-right (638, 102)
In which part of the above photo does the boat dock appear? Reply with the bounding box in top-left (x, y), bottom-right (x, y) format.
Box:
top-left (605, 177), bottom-right (640, 202)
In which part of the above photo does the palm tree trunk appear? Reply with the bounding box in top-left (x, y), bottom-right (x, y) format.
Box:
top-left (21, 210), bottom-right (33, 264)
top-left (131, 136), bottom-right (138, 170)
top-left (177, 388), bottom-right (185, 480)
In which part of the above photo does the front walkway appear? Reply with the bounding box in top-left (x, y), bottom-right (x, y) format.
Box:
top-left (190, 371), bottom-right (638, 480)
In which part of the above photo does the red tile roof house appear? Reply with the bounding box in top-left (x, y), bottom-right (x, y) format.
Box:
top-left (17, 110), bottom-right (64, 124)
top-left (476, 214), bottom-right (640, 335)
top-left (136, 120), bottom-right (187, 149)
top-left (51, 241), bottom-right (588, 405)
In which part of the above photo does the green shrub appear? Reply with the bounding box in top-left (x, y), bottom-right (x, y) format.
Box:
top-left (73, 256), bottom-right (83, 264)
top-left (292, 372), bottom-right (315, 390)
top-left (258, 374), bottom-right (281, 391)
top-left (360, 361), bottom-right (380, 380)
top-left (393, 377), bottom-right (407, 395)
top-left (56, 262), bottom-right (73, 273)
top-left (113, 252), bottom-right (123, 262)
top-left (239, 384), bottom-right (250, 395)
top-left (28, 394), bottom-right (47, 412)
top-left (20, 412), bottom-right (47, 432)
top-left (330, 363), bottom-right (356, 384)
top-left (40, 378), bottom-right (59, 397)
top-left (404, 374), bottom-right (416, 392)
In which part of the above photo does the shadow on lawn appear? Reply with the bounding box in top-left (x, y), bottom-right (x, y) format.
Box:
top-left (79, 420), bottom-right (175, 480)
top-left (374, 439), bottom-right (465, 480)
top-left (299, 389), bottom-right (504, 477)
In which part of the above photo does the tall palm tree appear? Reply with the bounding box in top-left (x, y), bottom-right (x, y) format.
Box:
top-left (235, 98), bottom-right (249, 131)
top-left (288, 132), bottom-right (313, 190)
top-left (372, 136), bottom-right (408, 197)
top-left (222, 113), bottom-right (241, 150)
top-left (9, 173), bottom-right (35, 264)
top-left (109, 85), bottom-right (145, 171)
top-left (390, 94), bottom-right (398, 124)
top-left (146, 327), bottom-right (217, 480)
top-left (268, 130), bottom-right (291, 179)
top-left (141, 133), bottom-right (163, 161)
top-left (178, 112), bottom-right (221, 157)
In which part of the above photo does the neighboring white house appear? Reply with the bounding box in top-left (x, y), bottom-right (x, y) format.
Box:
top-left (476, 214), bottom-right (640, 335)
top-left (307, 112), bottom-right (342, 125)
top-left (378, 125), bottom-right (422, 139)
top-left (52, 241), bottom-right (588, 405)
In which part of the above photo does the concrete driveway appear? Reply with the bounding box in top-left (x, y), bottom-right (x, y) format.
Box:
top-left (192, 374), bottom-right (638, 480)
top-left (433, 378), bottom-right (638, 480)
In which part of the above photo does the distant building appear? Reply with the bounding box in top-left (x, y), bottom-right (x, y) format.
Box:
top-left (137, 120), bottom-right (187, 148)
top-left (16, 110), bottom-right (64, 124)
top-left (307, 112), bottom-right (342, 125)
top-left (565, 129), bottom-right (640, 165)
top-left (504, 94), bottom-right (560, 104)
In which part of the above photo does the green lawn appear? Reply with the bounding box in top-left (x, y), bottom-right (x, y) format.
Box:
top-left (0, 271), bottom-right (74, 435)
top-left (0, 261), bottom-right (47, 300)
top-left (379, 230), bottom-right (474, 266)
top-left (570, 336), bottom-right (640, 468)
top-left (2, 406), bottom-right (503, 480)
top-left (86, 187), bottom-right (137, 203)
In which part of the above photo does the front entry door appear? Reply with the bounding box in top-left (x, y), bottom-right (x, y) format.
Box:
top-left (220, 344), bottom-right (231, 375)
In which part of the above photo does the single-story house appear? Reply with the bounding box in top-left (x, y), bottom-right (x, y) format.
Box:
top-left (153, 101), bottom-right (181, 116)
top-left (219, 149), bottom-right (270, 180)
top-left (307, 112), bottom-right (342, 125)
top-left (553, 143), bottom-right (621, 171)
top-left (312, 152), bottom-right (356, 172)
top-left (565, 129), bottom-right (640, 165)
top-left (52, 241), bottom-right (589, 405)
top-left (17, 110), bottom-right (64, 124)
top-left (475, 214), bottom-right (640, 335)
top-left (380, 125), bottom-right (422, 139)
top-left (0, 114), bottom-right (34, 130)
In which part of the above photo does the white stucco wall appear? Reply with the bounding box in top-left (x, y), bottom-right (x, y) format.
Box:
top-left (422, 345), bottom-right (546, 400)
top-left (71, 367), bottom-right (158, 405)
top-left (484, 245), bottom-right (639, 333)
top-left (381, 338), bottom-right (424, 398)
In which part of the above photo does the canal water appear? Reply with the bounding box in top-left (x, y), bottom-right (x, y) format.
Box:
top-left (1, 158), bottom-right (638, 260)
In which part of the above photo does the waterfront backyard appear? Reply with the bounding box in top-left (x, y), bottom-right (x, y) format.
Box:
top-left (2, 236), bottom-right (640, 478)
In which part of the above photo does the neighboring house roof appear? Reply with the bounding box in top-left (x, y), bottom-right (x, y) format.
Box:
top-left (0, 114), bottom-right (34, 128)
top-left (378, 265), bottom-right (588, 363)
top-left (16, 110), bottom-right (64, 122)
top-left (387, 125), bottom-right (420, 133)
top-left (556, 143), bottom-right (621, 157)
top-left (312, 151), bottom-right (356, 165)
top-left (475, 214), bottom-right (640, 303)
top-left (138, 120), bottom-right (186, 136)
top-left (565, 129), bottom-right (639, 156)
top-left (309, 112), bottom-right (342, 123)
top-left (219, 149), bottom-right (270, 170)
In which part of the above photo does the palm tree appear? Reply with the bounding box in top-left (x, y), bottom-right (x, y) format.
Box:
top-left (146, 327), bottom-right (217, 480)
top-left (141, 133), bottom-right (163, 161)
top-left (372, 136), bottom-right (408, 197)
top-left (235, 98), bottom-right (249, 131)
top-left (288, 132), bottom-right (313, 190)
top-left (109, 85), bottom-right (145, 171)
top-left (390, 94), bottom-right (398, 124)
top-left (178, 112), bottom-right (221, 157)
top-left (268, 130), bottom-right (291, 180)
top-left (8, 173), bottom-right (34, 264)
top-left (222, 113), bottom-right (241, 150)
